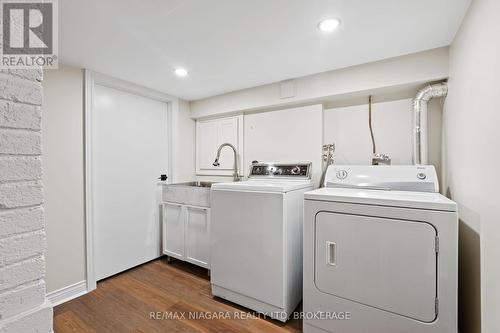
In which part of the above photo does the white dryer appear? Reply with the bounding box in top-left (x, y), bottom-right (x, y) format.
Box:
top-left (211, 162), bottom-right (314, 321)
top-left (303, 165), bottom-right (457, 333)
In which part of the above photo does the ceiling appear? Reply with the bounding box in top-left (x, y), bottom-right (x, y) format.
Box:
top-left (59, 0), bottom-right (471, 101)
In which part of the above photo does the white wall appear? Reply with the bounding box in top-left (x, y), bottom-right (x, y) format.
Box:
top-left (190, 47), bottom-right (449, 118)
top-left (244, 105), bottom-right (323, 184)
top-left (0, 69), bottom-right (53, 330)
top-left (42, 65), bottom-right (86, 293)
top-left (324, 98), bottom-right (443, 175)
top-left (444, 0), bottom-right (500, 332)
top-left (172, 100), bottom-right (196, 183)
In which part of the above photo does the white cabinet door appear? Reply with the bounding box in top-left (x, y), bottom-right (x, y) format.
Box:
top-left (217, 117), bottom-right (239, 170)
top-left (196, 120), bottom-right (218, 172)
top-left (185, 206), bottom-right (211, 269)
top-left (162, 203), bottom-right (185, 260)
top-left (196, 116), bottom-right (242, 175)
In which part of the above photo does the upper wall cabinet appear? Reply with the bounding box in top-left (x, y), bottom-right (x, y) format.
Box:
top-left (196, 115), bottom-right (243, 176)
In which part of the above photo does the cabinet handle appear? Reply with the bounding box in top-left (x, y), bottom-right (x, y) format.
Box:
top-left (326, 241), bottom-right (337, 266)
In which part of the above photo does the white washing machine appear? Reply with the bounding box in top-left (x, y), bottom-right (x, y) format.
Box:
top-left (303, 165), bottom-right (458, 333)
top-left (211, 162), bottom-right (314, 322)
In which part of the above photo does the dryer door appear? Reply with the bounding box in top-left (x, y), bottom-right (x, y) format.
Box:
top-left (315, 212), bottom-right (437, 322)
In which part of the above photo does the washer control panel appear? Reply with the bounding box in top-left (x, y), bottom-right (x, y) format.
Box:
top-left (249, 162), bottom-right (312, 179)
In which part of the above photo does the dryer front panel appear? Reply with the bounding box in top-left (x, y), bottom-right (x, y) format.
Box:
top-left (314, 211), bottom-right (437, 322)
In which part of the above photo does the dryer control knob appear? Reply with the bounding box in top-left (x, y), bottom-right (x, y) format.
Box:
top-left (417, 173), bottom-right (427, 180)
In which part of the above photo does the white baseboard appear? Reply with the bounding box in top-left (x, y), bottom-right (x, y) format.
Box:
top-left (46, 280), bottom-right (88, 307)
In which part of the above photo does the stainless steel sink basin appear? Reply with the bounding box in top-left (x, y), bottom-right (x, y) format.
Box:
top-left (172, 181), bottom-right (216, 188)
top-left (162, 181), bottom-right (218, 207)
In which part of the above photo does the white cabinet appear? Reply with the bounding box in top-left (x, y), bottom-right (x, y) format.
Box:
top-left (162, 202), bottom-right (211, 269)
top-left (196, 121), bottom-right (218, 173)
top-left (185, 206), bottom-right (211, 268)
top-left (162, 202), bottom-right (185, 259)
top-left (196, 115), bottom-right (243, 176)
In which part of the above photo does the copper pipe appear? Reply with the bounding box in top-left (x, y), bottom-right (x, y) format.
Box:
top-left (368, 95), bottom-right (376, 154)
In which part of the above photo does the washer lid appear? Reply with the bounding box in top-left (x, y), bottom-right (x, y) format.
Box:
top-left (212, 180), bottom-right (313, 193)
top-left (304, 187), bottom-right (456, 211)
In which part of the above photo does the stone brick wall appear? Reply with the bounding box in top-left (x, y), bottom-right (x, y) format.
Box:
top-left (0, 69), bottom-right (53, 332)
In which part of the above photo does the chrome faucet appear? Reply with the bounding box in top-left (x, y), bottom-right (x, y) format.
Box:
top-left (213, 143), bottom-right (242, 181)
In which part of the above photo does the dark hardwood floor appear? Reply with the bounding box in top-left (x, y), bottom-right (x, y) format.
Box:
top-left (54, 258), bottom-right (303, 333)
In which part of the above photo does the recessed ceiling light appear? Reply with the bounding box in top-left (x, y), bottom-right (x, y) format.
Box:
top-left (318, 18), bottom-right (340, 33)
top-left (174, 68), bottom-right (188, 77)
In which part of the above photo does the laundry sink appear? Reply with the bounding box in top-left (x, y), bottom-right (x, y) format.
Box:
top-left (174, 181), bottom-right (216, 188)
top-left (161, 181), bottom-right (218, 207)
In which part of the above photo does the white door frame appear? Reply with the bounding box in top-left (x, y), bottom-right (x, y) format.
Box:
top-left (84, 70), bottom-right (176, 291)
